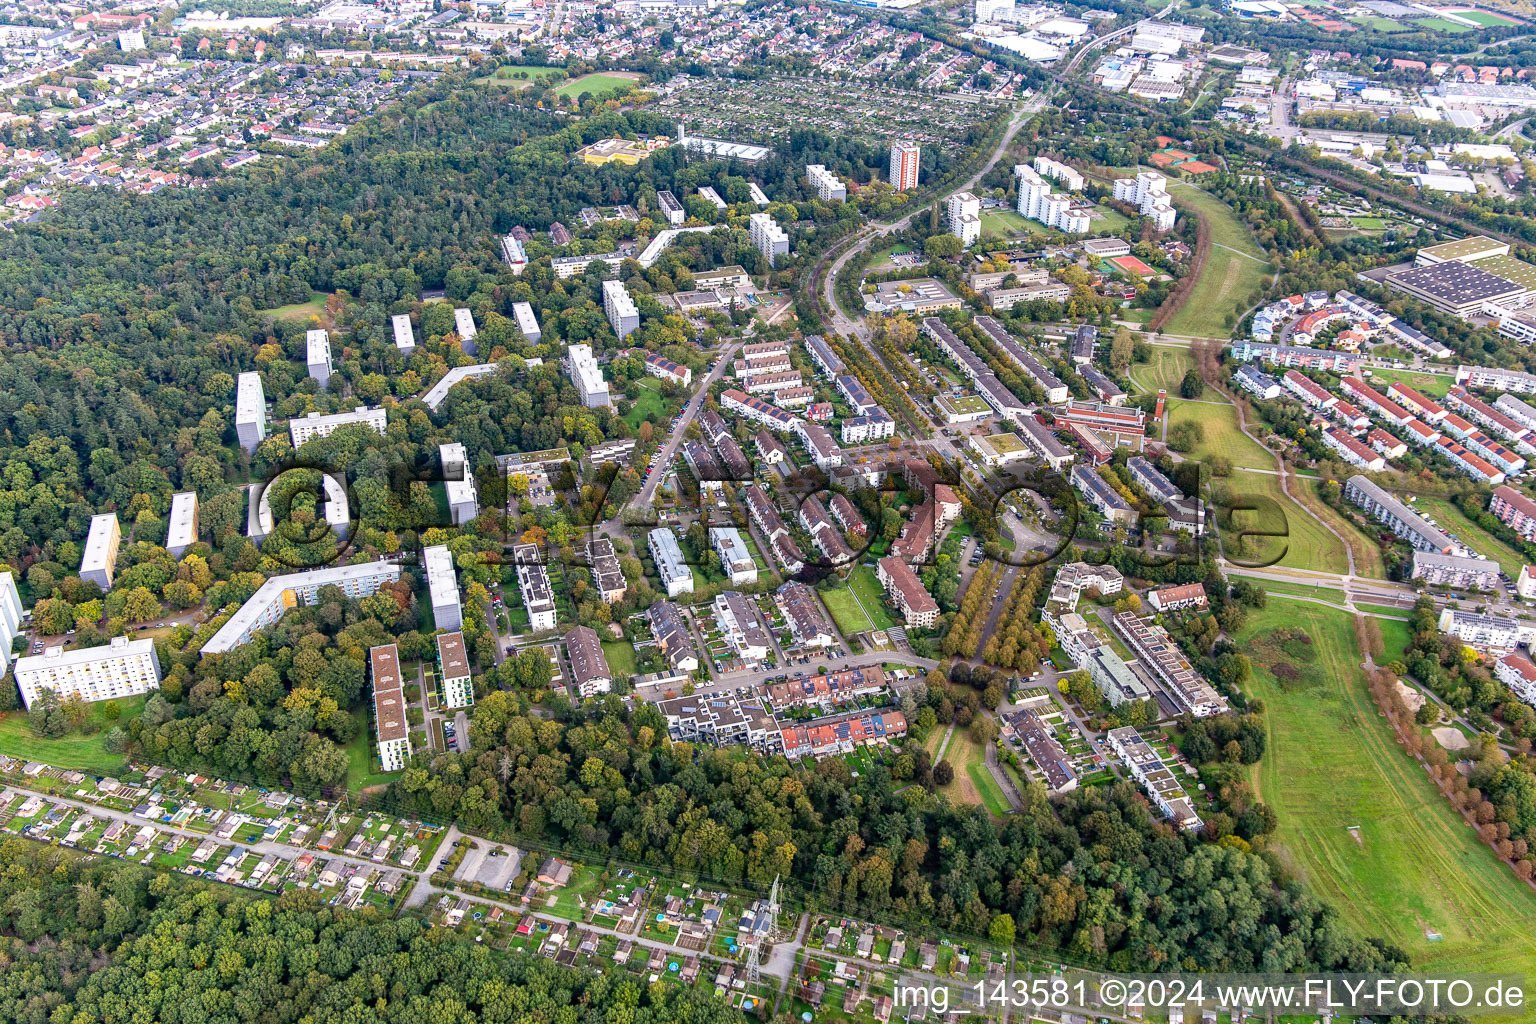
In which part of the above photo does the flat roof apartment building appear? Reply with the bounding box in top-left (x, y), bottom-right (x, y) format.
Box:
top-left (14, 635), bottom-right (160, 709)
top-left (566, 344), bottom-right (610, 408)
top-left (602, 280), bottom-right (640, 341)
top-left (511, 301), bottom-right (541, 344)
top-left (289, 406), bottom-right (387, 448)
top-left (1106, 726), bottom-right (1203, 830)
top-left (166, 491), bottom-right (199, 558)
top-left (749, 212), bottom-right (789, 263)
top-left (806, 163), bottom-right (845, 202)
top-left (436, 630), bottom-right (473, 709)
top-left (710, 527), bottom-right (758, 585)
top-left (454, 308), bottom-right (478, 355)
top-left (424, 544), bottom-right (463, 633)
top-left (649, 528), bottom-right (694, 597)
top-left (876, 555), bottom-right (938, 628)
top-left (235, 371), bottom-right (267, 454)
top-left (306, 329), bottom-right (333, 388)
top-left (422, 363), bottom-right (499, 412)
top-left (370, 644), bottom-right (411, 772)
top-left (513, 543), bottom-right (557, 632)
top-left (440, 442), bottom-right (478, 527)
top-left (81, 513), bottom-right (121, 590)
top-left (392, 314), bottom-right (415, 352)
top-left (715, 591), bottom-right (772, 663)
top-left (201, 562), bottom-right (402, 655)
top-left (587, 537), bottom-right (628, 603)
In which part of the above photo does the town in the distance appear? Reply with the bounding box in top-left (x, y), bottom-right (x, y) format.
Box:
top-left (4, 0), bottom-right (1536, 1018)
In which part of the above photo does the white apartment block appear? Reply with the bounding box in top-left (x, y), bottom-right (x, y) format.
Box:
top-left (0, 571), bottom-right (22, 669)
top-left (1112, 171), bottom-right (1176, 232)
top-left (711, 527), bottom-right (759, 585)
top-left (306, 329), bottom-right (333, 389)
top-left (566, 343), bottom-right (611, 408)
top-left (391, 314), bottom-right (415, 352)
top-left (1439, 607), bottom-right (1536, 652)
top-left (511, 301), bottom-right (541, 344)
top-left (748, 183), bottom-right (770, 207)
top-left (436, 630), bottom-right (474, 709)
top-left (166, 491), bottom-right (199, 558)
top-left (889, 141), bottom-right (920, 191)
top-left (649, 527), bottom-right (694, 597)
top-left (14, 636), bottom-right (161, 709)
top-left (423, 543), bottom-right (463, 632)
top-left (1033, 154), bottom-right (1084, 190)
top-left (81, 513), bottom-right (121, 591)
top-left (249, 472), bottom-right (349, 543)
top-left (657, 189), bottom-right (685, 225)
top-left (201, 562), bottom-right (402, 655)
top-left (948, 191), bottom-right (981, 247)
top-left (749, 212), bottom-right (789, 264)
top-left (370, 644), bottom-right (411, 772)
top-left (288, 406), bottom-right (387, 447)
top-left (500, 232), bottom-right (528, 274)
top-left (1014, 165), bottom-right (1088, 234)
top-left (440, 443), bottom-right (478, 526)
top-left (235, 371), bottom-right (267, 454)
top-left (454, 307), bottom-right (478, 355)
top-left (602, 279), bottom-right (640, 340)
top-left (421, 363), bottom-right (499, 412)
top-left (513, 543), bottom-right (557, 632)
top-left (807, 163), bottom-right (846, 202)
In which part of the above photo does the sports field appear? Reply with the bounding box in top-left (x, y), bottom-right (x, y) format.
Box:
top-left (1128, 344), bottom-right (1197, 394)
top-left (1162, 185), bottom-right (1273, 339)
top-left (556, 71), bottom-right (643, 100)
top-left (1449, 8), bottom-right (1520, 24)
top-left (1414, 15), bottom-right (1475, 30)
top-left (1109, 255), bottom-right (1154, 276)
top-left (1349, 216), bottom-right (1387, 230)
top-left (1240, 603), bottom-right (1536, 973)
top-left (1350, 14), bottom-right (1410, 30)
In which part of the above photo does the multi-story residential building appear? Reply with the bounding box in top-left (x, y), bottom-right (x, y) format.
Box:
top-left (1033, 154), bottom-right (1085, 190)
top-left (1456, 364), bottom-right (1536, 394)
top-left (710, 527), bottom-right (759, 585)
top-left (14, 635), bottom-right (160, 709)
top-left (649, 528), bottom-right (694, 597)
top-left (644, 353), bottom-right (692, 387)
top-left (306, 329), bottom-right (332, 389)
top-left (1324, 428), bottom-right (1386, 470)
top-left (1496, 652), bottom-right (1536, 705)
top-left (1127, 456), bottom-right (1204, 535)
top-left (806, 163), bottom-right (845, 201)
top-left (511, 301), bottom-right (541, 344)
top-left (1013, 710), bottom-right (1077, 793)
top-left (1229, 340), bottom-right (1361, 372)
top-left (440, 443), bottom-right (478, 527)
top-left (289, 406), bottom-right (387, 447)
top-left (656, 692), bottom-right (782, 753)
top-left (1491, 484), bottom-right (1536, 541)
top-left (749, 212), bottom-right (789, 263)
top-left (436, 630), bottom-right (474, 709)
top-left (454, 308), bottom-right (478, 355)
top-left (567, 344), bottom-right (611, 408)
top-left (947, 191), bottom-right (981, 246)
top-left (587, 538), bottom-right (628, 603)
top-left (800, 496), bottom-right (856, 566)
top-left (775, 581), bottom-right (836, 648)
top-left (392, 314), bottom-right (415, 352)
top-left (565, 625), bottom-right (613, 697)
top-left (602, 280), bottom-right (640, 340)
top-left (1340, 377), bottom-right (1412, 425)
top-left (1106, 727), bottom-right (1203, 830)
top-left (421, 364), bottom-right (499, 412)
top-left (500, 231), bottom-right (528, 274)
top-left (513, 543), bottom-right (557, 632)
top-left (80, 514), bottom-right (121, 591)
top-left (235, 371), bottom-right (267, 454)
top-left (795, 421), bottom-right (842, 470)
top-left (1072, 465), bottom-right (1136, 529)
top-left (1344, 476), bottom-right (1458, 553)
top-left (889, 141), bottom-right (920, 191)
top-left (656, 189), bottom-right (685, 225)
top-left (778, 707), bottom-right (909, 760)
top-left (1014, 164), bottom-right (1088, 233)
top-left (876, 555), bottom-right (938, 627)
top-left (1233, 365), bottom-right (1280, 399)
top-left (1113, 611), bottom-right (1228, 717)
top-left (1111, 171), bottom-right (1176, 231)
top-left (1439, 607), bottom-right (1536, 653)
top-left (0, 572), bottom-right (21, 671)
top-left (1411, 550), bottom-right (1501, 590)
top-left (715, 591), bottom-right (772, 663)
top-left (805, 334), bottom-right (845, 378)
top-left (166, 491), bottom-right (199, 559)
top-left (1147, 582), bottom-right (1208, 612)
top-left (649, 600), bottom-right (700, 673)
top-left (423, 544), bottom-right (463, 633)
top-left (370, 644), bottom-right (411, 772)
top-left (202, 562), bottom-right (402, 655)
top-left (841, 408), bottom-right (896, 444)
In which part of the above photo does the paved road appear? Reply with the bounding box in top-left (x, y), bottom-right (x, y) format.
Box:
top-left (625, 343), bottom-right (740, 514)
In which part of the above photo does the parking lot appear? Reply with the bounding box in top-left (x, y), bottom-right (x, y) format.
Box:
top-left (453, 841), bottom-right (523, 893)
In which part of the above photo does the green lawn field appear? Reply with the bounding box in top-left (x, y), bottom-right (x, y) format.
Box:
top-left (846, 565), bottom-right (898, 631)
top-left (1350, 14), bottom-right (1410, 30)
top-left (1243, 577), bottom-right (1347, 605)
top-left (1363, 367), bottom-right (1453, 400)
top-left (820, 584), bottom-right (874, 634)
top-left (1414, 16), bottom-right (1475, 30)
top-left (0, 696), bottom-right (143, 776)
top-left (622, 381), bottom-right (673, 429)
top-left (345, 716), bottom-right (401, 793)
top-left (1162, 185), bottom-right (1273, 339)
top-left (1408, 494), bottom-right (1525, 580)
top-left (1090, 205), bottom-right (1134, 234)
top-left (556, 72), bottom-right (643, 101)
top-left (1294, 474), bottom-right (1387, 579)
top-left (1350, 216), bottom-right (1387, 230)
top-left (1221, 470), bottom-right (1354, 575)
top-left (1167, 398), bottom-right (1276, 471)
top-left (259, 291), bottom-right (327, 322)
top-left (602, 641), bottom-right (638, 677)
top-left (979, 209), bottom-right (1033, 239)
top-left (1128, 344), bottom-right (1197, 395)
top-left (1453, 9), bottom-right (1520, 25)
top-left (472, 65), bottom-right (558, 88)
top-left (1239, 602), bottom-right (1536, 973)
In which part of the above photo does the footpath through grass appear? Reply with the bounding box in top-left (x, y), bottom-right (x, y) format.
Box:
top-left (1162, 184), bottom-right (1272, 339)
top-left (1239, 602), bottom-right (1536, 973)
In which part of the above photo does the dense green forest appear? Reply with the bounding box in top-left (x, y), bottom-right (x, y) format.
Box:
top-left (0, 839), bottom-right (746, 1024)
